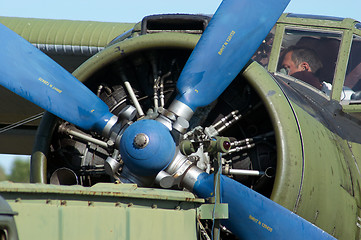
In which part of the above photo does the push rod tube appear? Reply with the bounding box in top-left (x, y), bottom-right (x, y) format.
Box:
top-left (223, 169), bottom-right (265, 176)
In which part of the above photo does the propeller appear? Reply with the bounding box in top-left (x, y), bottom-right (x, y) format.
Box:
top-left (0, 23), bottom-right (116, 134)
top-left (170, 0), bottom-right (289, 116)
top-left (193, 172), bottom-right (336, 239)
top-left (0, 0), bottom-right (336, 239)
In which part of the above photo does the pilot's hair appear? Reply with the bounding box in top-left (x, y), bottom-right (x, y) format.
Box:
top-left (284, 46), bottom-right (323, 73)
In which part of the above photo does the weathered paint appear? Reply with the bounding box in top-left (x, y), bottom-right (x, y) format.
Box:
top-left (0, 182), bottom-right (202, 240)
top-left (0, 17), bottom-right (134, 49)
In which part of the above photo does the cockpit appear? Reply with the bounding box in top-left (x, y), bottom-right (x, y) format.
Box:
top-left (253, 14), bottom-right (361, 107)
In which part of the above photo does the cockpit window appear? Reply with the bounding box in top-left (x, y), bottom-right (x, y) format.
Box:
top-left (343, 35), bottom-right (361, 102)
top-left (356, 23), bottom-right (361, 30)
top-left (252, 27), bottom-right (275, 67)
top-left (277, 28), bottom-right (342, 96)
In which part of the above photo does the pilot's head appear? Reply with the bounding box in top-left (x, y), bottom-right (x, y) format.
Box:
top-left (281, 47), bottom-right (323, 76)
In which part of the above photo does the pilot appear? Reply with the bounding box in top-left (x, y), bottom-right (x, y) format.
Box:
top-left (280, 46), bottom-right (323, 90)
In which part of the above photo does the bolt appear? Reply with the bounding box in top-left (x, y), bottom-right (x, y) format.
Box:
top-left (133, 133), bottom-right (149, 149)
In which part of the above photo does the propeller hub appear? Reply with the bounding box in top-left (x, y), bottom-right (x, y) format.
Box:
top-left (119, 119), bottom-right (176, 176)
top-left (133, 133), bottom-right (149, 149)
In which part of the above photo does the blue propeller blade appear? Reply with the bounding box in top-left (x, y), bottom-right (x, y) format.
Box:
top-left (175, 0), bottom-right (289, 111)
top-left (0, 23), bottom-right (115, 133)
top-left (193, 173), bottom-right (336, 240)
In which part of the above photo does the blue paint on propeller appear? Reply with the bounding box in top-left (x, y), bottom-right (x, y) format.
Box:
top-left (0, 23), bottom-right (115, 133)
top-left (193, 173), bottom-right (336, 240)
top-left (175, 0), bottom-right (289, 111)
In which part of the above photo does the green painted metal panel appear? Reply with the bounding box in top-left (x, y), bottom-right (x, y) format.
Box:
top-left (0, 182), bottom-right (204, 202)
top-left (0, 17), bottom-right (134, 48)
top-left (0, 182), bottom-right (202, 240)
top-left (197, 203), bottom-right (228, 220)
top-left (284, 97), bottom-right (359, 239)
top-left (10, 201), bottom-right (197, 240)
top-left (73, 32), bottom-right (201, 82)
top-left (278, 13), bottom-right (359, 30)
top-left (331, 29), bottom-right (353, 101)
top-left (267, 24), bottom-right (285, 73)
top-left (242, 62), bottom-right (304, 211)
top-left (345, 141), bottom-right (361, 207)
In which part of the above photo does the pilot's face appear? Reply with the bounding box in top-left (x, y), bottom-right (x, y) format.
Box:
top-left (282, 51), bottom-right (303, 75)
